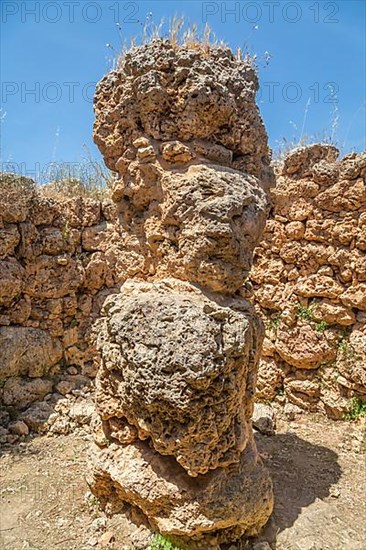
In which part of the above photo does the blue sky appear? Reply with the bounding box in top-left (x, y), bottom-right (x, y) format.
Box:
top-left (1, 0), bottom-right (365, 182)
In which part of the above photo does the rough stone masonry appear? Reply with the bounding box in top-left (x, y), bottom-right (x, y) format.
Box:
top-left (251, 145), bottom-right (366, 419)
top-left (87, 40), bottom-right (274, 547)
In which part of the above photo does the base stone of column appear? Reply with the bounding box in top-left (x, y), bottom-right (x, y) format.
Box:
top-left (87, 429), bottom-right (272, 546)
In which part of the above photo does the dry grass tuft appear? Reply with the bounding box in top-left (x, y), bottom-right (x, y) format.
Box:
top-left (115, 16), bottom-right (231, 68)
top-left (40, 176), bottom-right (112, 201)
top-left (39, 159), bottom-right (114, 201)
top-left (273, 132), bottom-right (340, 161)
top-left (0, 164), bottom-right (113, 205)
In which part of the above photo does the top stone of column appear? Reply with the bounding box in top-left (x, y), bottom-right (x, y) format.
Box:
top-left (93, 39), bottom-right (272, 184)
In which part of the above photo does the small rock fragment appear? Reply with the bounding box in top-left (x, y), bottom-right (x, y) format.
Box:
top-left (252, 542), bottom-right (272, 550)
top-left (9, 420), bottom-right (29, 436)
top-left (99, 531), bottom-right (115, 547)
top-left (252, 403), bottom-right (276, 435)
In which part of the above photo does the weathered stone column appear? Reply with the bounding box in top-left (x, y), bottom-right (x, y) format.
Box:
top-left (88, 39), bottom-right (274, 547)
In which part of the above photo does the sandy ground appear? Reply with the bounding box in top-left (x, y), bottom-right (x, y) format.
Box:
top-left (0, 414), bottom-right (365, 550)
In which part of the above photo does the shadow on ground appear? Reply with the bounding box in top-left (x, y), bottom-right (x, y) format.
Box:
top-left (243, 431), bottom-right (342, 549)
top-left (0, 425), bottom-right (344, 550)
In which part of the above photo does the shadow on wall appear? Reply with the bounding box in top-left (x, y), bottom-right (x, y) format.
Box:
top-left (245, 431), bottom-right (342, 549)
top-left (0, 379), bottom-right (95, 449)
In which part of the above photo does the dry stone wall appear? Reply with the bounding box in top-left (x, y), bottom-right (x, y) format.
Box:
top-left (0, 174), bottom-right (122, 430)
top-left (250, 145), bottom-right (366, 419)
top-left (1, 148), bottom-right (365, 436)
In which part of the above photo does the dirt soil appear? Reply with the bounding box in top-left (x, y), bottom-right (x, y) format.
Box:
top-left (0, 414), bottom-right (365, 550)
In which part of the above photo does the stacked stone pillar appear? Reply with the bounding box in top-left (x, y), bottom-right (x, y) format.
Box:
top-left (88, 40), bottom-right (274, 547)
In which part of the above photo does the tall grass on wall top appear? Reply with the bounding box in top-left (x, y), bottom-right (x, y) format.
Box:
top-left (40, 161), bottom-right (113, 201)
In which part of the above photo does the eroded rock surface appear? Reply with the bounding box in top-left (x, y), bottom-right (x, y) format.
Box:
top-left (111, 163), bottom-right (268, 294)
top-left (88, 39), bottom-right (274, 545)
top-left (95, 279), bottom-right (262, 476)
top-left (94, 40), bottom-right (272, 184)
top-left (87, 430), bottom-right (273, 543)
